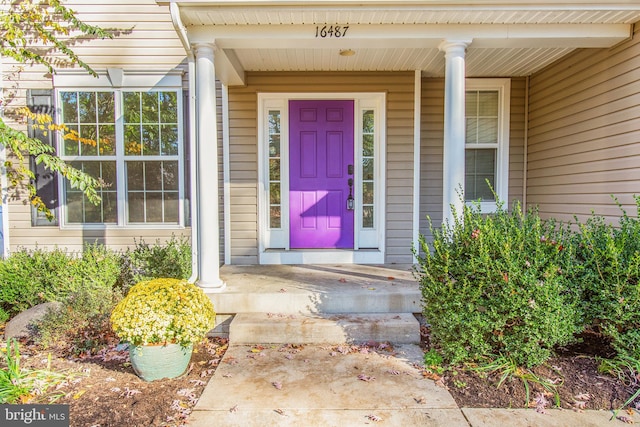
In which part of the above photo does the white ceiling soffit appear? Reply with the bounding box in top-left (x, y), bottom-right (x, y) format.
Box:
top-left (173, 2), bottom-right (640, 85)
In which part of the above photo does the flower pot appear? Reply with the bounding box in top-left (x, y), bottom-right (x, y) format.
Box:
top-left (128, 343), bottom-right (193, 381)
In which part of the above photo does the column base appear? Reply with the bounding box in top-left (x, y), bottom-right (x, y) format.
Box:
top-left (197, 279), bottom-right (227, 293)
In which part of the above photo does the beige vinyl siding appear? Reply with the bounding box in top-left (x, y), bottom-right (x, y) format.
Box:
top-left (527, 23), bottom-right (640, 223)
top-left (419, 77), bottom-right (526, 240)
top-left (4, 0), bottom-right (197, 253)
top-left (227, 71), bottom-right (416, 265)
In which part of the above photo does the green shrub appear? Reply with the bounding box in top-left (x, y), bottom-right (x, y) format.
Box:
top-left (0, 244), bottom-right (121, 322)
top-left (120, 235), bottom-right (192, 285)
top-left (415, 200), bottom-right (581, 367)
top-left (572, 197), bottom-right (640, 360)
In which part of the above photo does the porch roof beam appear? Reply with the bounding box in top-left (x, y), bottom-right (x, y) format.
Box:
top-left (187, 23), bottom-right (631, 50)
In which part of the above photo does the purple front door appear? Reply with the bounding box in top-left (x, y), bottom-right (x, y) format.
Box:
top-left (289, 100), bottom-right (354, 249)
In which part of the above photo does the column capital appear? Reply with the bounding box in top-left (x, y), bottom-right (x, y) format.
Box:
top-left (438, 40), bottom-right (472, 56)
top-left (193, 42), bottom-right (217, 58)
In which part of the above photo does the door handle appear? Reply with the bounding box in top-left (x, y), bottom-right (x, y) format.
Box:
top-left (347, 178), bottom-right (354, 210)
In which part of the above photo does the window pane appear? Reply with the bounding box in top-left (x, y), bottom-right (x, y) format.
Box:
top-left (97, 92), bottom-right (115, 123)
top-left (124, 124), bottom-right (142, 155)
top-left (362, 110), bottom-right (374, 133)
top-left (142, 124), bottom-right (160, 155)
top-left (478, 91), bottom-right (499, 116)
top-left (270, 206), bottom-right (281, 229)
top-left (465, 149), bottom-right (496, 201)
top-left (269, 135), bottom-right (280, 157)
top-left (103, 192), bottom-right (118, 223)
top-left (128, 192), bottom-right (144, 222)
top-left (146, 193), bottom-right (163, 222)
top-left (466, 118), bottom-right (478, 144)
top-left (65, 192), bottom-right (83, 223)
top-left (159, 92), bottom-right (178, 123)
top-left (363, 182), bottom-right (374, 205)
top-left (78, 92), bottom-right (96, 123)
top-left (63, 125), bottom-right (79, 156)
top-left (99, 124), bottom-right (116, 155)
top-left (270, 183), bottom-right (281, 204)
top-left (145, 161), bottom-right (162, 191)
top-left (79, 125), bottom-right (97, 155)
top-left (465, 91), bottom-right (478, 116)
top-left (141, 92), bottom-right (158, 123)
top-left (477, 118), bottom-right (498, 144)
top-left (269, 159), bottom-right (280, 181)
top-left (127, 161), bottom-right (144, 191)
top-left (123, 92), bottom-right (140, 123)
top-left (362, 158), bottom-right (374, 180)
top-left (160, 124), bottom-right (178, 155)
top-left (163, 161), bottom-right (179, 191)
top-left (268, 110), bottom-right (280, 134)
top-left (363, 134), bottom-right (374, 156)
top-left (61, 92), bottom-right (78, 124)
top-left (362, 206), bottom-right (374, 228)
top-left (164, 192), bottom-right (179, 223)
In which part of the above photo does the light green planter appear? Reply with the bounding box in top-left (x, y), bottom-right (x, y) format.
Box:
top-left (128, 343), bottom-right (193, 381)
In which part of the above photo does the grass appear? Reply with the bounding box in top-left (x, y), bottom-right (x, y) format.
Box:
top-left (0, 339), bottom-right (70, 404)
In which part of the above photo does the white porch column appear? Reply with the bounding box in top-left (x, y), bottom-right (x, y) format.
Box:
top-left (194, 43), bottom-right (225, 290)
top-left (439, 40), bottom-right (470, 227)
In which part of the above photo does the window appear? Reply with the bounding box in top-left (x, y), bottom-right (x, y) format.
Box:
top-left (361, 110), bottom-right (375, 228)
top-left (57, 88), bottom-right (184, 226)
top-left (465, 79), bottom-right (510, 212)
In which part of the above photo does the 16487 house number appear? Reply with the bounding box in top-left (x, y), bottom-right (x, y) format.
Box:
top-left (315, 25), bottom-right (349, 38)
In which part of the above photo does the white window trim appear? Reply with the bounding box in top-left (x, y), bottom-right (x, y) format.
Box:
top-left (465, 78), bottom-right (510, 213)
top-left (257, 92), bottom-right (386, 264)
top-left (54, 74), bottom-right (186, 229)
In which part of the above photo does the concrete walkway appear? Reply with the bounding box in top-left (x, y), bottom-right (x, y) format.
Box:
top-left (189, 343), bottom-right (627, 426)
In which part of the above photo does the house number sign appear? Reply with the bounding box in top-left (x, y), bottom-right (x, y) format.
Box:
top-left (315, 25), bottom-right (349, 38)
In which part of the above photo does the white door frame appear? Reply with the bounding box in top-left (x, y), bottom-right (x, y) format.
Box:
top-left (257, 92), bottom-right (386, 264)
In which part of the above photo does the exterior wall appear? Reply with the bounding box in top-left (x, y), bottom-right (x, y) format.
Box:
top-left (227, 71), bottom-right (416, 265)
top-left (527, 23), bottom-right (640, 223)
top-left (4, 0), bottom-right (196, 253)
top-left (419, 77), bottom-right (526, 238)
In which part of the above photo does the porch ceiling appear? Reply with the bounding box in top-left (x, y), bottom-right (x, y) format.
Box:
top-left (172, 1), bottom-right (640, 85)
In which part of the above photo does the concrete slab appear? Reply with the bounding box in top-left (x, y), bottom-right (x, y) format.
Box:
top-left (230, 312), bottom-right (421, 344)
top-left (462, 408), bottom-right (624, 427)
top-left (191, 344), bottom-right (463, 426)
top-left (188, 408), bottom-right (469, 427)
top-left (210, 264), bottom-right (421, 315)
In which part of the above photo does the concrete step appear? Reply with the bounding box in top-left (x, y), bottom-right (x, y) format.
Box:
top-left (229, 312), bottom-right (421, 345)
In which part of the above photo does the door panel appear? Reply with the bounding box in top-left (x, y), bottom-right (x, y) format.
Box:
top-left (289, 100), bottom-right (354, 249)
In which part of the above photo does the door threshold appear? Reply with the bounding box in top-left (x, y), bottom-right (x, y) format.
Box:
top-left (260, 249), bottom-right (384, 265)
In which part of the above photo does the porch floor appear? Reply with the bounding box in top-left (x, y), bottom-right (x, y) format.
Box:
top-left (208, 264), bottom-right (422, 335)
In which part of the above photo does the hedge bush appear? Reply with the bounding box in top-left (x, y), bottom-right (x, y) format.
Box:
top-left (571, 197), bottom-right (640, 360)
top-left (0, 245), bottom-right (121, 323)
top-left (119, 235), bottom-right (192, 286)
top-left (416, 200), bottom-right (581, 367)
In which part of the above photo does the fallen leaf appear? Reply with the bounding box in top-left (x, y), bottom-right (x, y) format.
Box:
top-left (272, 381), bottom-right (282, 390)
top-left (73, 390), bottom-right (86, 399)
top-left (617, 416), bottom-right (634, 424)
top-left (339, 278), bottom-right (347, 283)
top-left (274, 409), bottom-right (287, 416)
top-left (229, 404), bottom-right (238, 413)
top-left (358, 374), bottom-right (375, 382)
top-left (414, 397), bottom-right (426, 404)
top-left (366, 414), bottom-right (383, 422)
top-left (223, 373), bottom-right (233, 378)
top-left (279, 288), bottom-right (287, 293)
top-left (386, 369), bottom-right (401, 375)
top-left (387, 276), bottom-right (395, 280)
